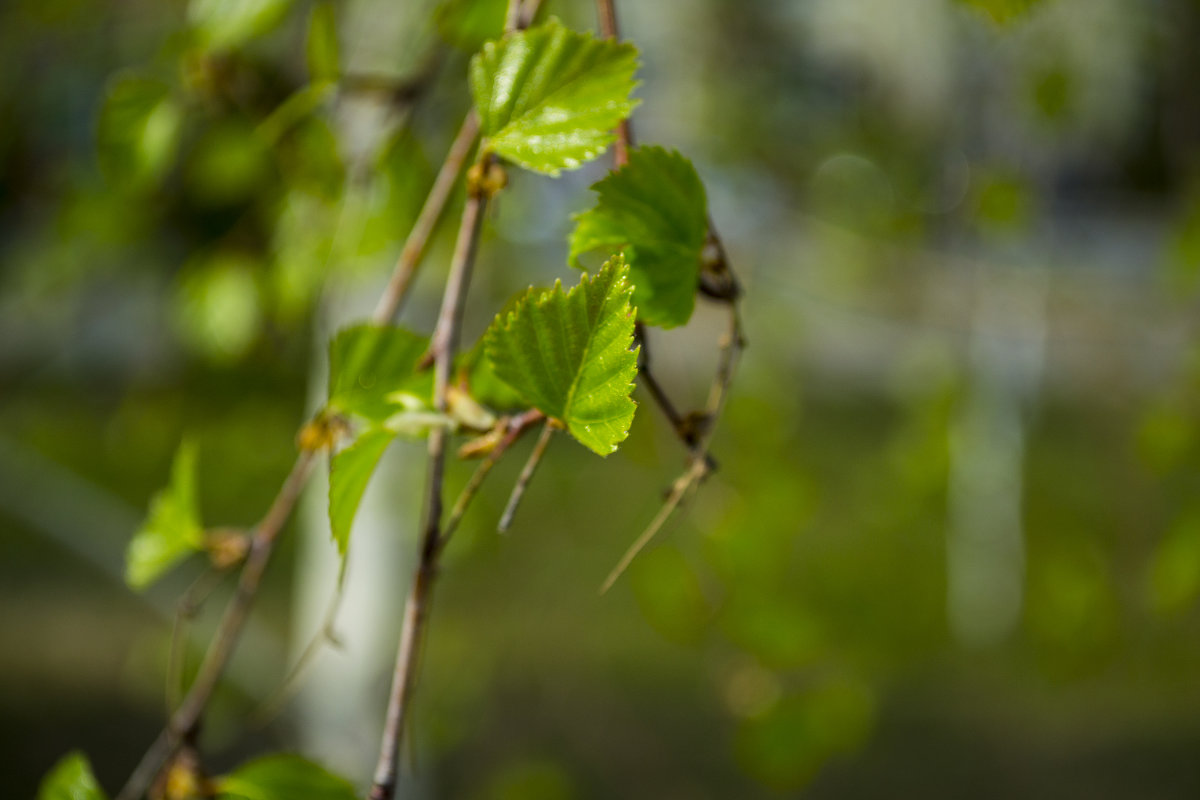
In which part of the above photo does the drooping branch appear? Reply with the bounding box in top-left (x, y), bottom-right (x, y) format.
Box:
top-left (116, 450), bottom-right (318, 800)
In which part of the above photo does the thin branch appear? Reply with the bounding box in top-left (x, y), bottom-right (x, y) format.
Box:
top-left (443, 409), bottom-right (545, 542)
top-left (166, 567), bottom-right (229, 715)
top-left (497, 419), bottom-right (556, 532)
top-left (372, 112), bottom-right (481, 325)
top-left (595, 0), bottom-right (633, 167)
top-left (116, 450), bottom-right (317, 800)
top-left (249, 557), bottom-right (350, 727)
top-left (368, 157), bottom-right (491, 800)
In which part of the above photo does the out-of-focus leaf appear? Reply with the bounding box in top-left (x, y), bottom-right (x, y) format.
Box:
top-left (327, 325), bottom-right (430, 424)
top-left (1146, 514), bottom-right (1200, 615)
top-left (436, 0), bottom-right (507, 53)
top-left (189, 0), bottom-right (294, 52)
top-left (175, 252), bottom-right (264, 363)
top-left (478, 759), bottom-right (575, 800)
top-left (97, 74), bottom-right (183, 190)
top-left (734, 680), bottom-right (874, 791)
top-left (469, 19), bottom-right (640, 175)
top-left (126, 440), bottom-right (204, 590)
top-left (955, 0), bottom-right (1045, 25)
top-left (216, 754), bottom-right (356, 800)
top-left (570, 146), bottom-right (707, 328)
top-left (39, 752), bottom-right (107, 800)
top-left (185, 120), bottom-right (274, 206)
top-left (328, 429), bottom-right (394, 555)
top-left (630, 545), bottom-right (711, 644)
top-left (306, 2), bottom-right (339, 83)
top-left (484, 255), bottom-right (638, 455)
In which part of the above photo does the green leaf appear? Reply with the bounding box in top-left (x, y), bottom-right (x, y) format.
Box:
top-left (569, 146), bottom-right (708, 328)
top-left (126, 440), bottom-right (205, 590)
top-left (306, 2), bottom-right (339, 83)
top-left (461, 337), bottom-right (526, 412)
top-left (216, 754), bottom-right (357, 800)
top-left (955, 0), bottom-right (1044, 24)
top-left (39, 752), bottom-right (107, 800)
top-left (97, 74), bottom-right (183, 190)
top-left (190, 0), bottom-right (294, 52)
top-left (484, 255), bottom-right (638, 455)
top-left (327, 325), bottom-right (431, 424)
top-left (469, 19), bottom-right (640, 175)
top-left (328, 429), bottom-right (394, 555)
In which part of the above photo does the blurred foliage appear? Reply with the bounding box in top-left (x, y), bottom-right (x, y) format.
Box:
top-left (6, 0), bottom-right (1200, 798)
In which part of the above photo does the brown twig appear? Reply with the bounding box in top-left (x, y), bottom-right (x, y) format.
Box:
top-left (596, 0), bottom-right (633, 167)
top-left (367, 156), bottom-right (492, 800)
top-left (166, 567), bottom-right (229, 715)
top-left (371, 112), bottom-right (481, 325)
top-left (117, 450), bottom-right (318, 800)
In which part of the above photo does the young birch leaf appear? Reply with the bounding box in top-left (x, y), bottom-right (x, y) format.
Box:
top-left (328, 429), bottom-right (394, 555)
top-left (469, 19), bottom-right (640, 175)
top-left (39, 752), bottom-right (108, 800)
top-left (570, 146), bottom-right (708, 328)
top-left (216, 754), bottom-right (357, 800)
top-left (126, 440), bottom-right (205, 590)
top-left (327, 325), bottom-right (430, 423)
top-left (484, 255), bottom-right (638, 455)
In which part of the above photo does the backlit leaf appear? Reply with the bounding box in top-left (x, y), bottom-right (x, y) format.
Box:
top-left (328, 429), bottom-right (394, 556)
top-left (570, 146), bottom-right (708, 327)
top-left (484, 255), bottom-right (638, 455)
top-left (327, 325), bottom-right (430, 424)
top-left (469, 19), bottom-right (639, 175)
top-left (126, 439), bottom-right (205, 590)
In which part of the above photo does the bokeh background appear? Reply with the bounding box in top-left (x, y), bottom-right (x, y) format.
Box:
top-left (6, 0), bottom-right (1200, 797)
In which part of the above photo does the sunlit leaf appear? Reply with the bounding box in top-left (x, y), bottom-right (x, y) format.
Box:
top-left (126, 440), bottom-right (204, 591)
top-left (328, 429), bottom-right (394, 555)
top-left (39, 752), bottom-right (107, 800)
top-left (306, 2), bottom-right (339, 83)
top-left (216, 754), bottom-right (356, 800)
top-left (327, 325), bottom-right (430, 424)
top-left (484, 255), bottom-right (638, 455)
top-left (470, 19), bottom-right (639, 175)
top-left (190, 0), bottom-right (294, 52)
top-left (97, 74), bottom-right (183, 190)
top-left (570, 146), bottom-right (708, 327)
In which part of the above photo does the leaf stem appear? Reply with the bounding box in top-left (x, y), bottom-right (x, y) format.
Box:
top-left (443, 409), bottom-right (545, 542)
top-left (497, 419), bottom-right (556, 532)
